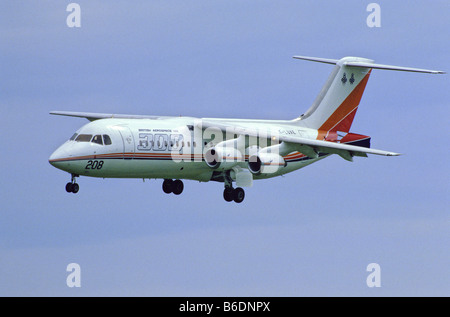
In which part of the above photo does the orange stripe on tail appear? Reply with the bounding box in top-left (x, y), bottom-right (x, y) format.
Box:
top-left (317, 70), bottom-right (371, 140)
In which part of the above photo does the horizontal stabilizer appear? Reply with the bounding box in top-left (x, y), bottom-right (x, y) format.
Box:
top-left (343, 61), bottom-right (445, 74)
top-left (293, 55), bottom-right (445, 74)
top-left (292, 56), bottom-right (339, 65)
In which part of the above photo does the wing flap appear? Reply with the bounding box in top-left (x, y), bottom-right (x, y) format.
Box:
top-left (282, 134), bottom-right (400, 157)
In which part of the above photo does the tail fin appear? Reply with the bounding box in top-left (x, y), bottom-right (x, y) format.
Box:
top-left (293, 56), bottom-right (444, 140)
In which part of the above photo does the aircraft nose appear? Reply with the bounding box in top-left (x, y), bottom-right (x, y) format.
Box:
top-left (49, 145), bottom-right (69, 167)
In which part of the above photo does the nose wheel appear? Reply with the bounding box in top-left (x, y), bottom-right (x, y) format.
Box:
top-left (65, 174), bottom-right (79, 194)
top-left (162, 179), bottom-right (184, 195)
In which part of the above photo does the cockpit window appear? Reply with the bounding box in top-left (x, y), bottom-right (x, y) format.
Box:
top-left (75, 134), bottom-right (93, 142)
top-left (103, 135), bottom-right (112, 145)
top-left (91, 135), bottom-right (103, 145)
top-left (69, 133), bottom-right (78, 141)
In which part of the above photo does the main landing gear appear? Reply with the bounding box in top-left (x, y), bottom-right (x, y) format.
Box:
top-left (65, 174), bottom-right (79, 194)
top-left (222, 174), bottom-right (245, 203)
top-left (162, 179), bottom-right (184, 195)
top-left (223, 186), bottom-right (245, 203)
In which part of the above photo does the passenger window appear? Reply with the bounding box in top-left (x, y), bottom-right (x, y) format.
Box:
top-left (69, 133), bottom-right (78, 141)
top-left (103, 135), bottom-right (112, 145)
top-left (92, 135), bottom-right (103, 145)
top-left (75, 134), bottom-right (93, 142)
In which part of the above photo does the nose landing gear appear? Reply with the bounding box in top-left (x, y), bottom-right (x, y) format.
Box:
top-left (65, 174), bottom-right (80, 193)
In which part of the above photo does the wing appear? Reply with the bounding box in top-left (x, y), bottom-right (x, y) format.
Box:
top-left (50, 111), bottom-right (163, 121)
top-left (198, 120), bottom-right (400, 161)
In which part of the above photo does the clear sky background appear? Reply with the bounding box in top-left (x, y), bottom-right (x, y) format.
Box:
top-left (0, 1), bottom-right (448, 296)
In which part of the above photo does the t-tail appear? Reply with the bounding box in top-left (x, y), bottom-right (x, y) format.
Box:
top-left (292, 56), bottom-right (445, 141)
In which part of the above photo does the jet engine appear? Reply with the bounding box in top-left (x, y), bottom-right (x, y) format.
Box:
top-left (204, 146), bottom-right (243, 170)
top-left (248, 152), bottom-right (286, 175)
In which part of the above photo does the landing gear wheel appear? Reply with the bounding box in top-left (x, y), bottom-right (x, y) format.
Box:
top-left (172, 180), bottom-right (184, 195)
top-left (65, 182), bottom-right (74, 193)
top-left (65, 174), bottom-right (80, 194)
top-left (162, 179), bottom-right (173, 194)
top-left (71, 183), bottom-right (79, 194)
top-left (223, 187), bottom-right (234, 202)
top-left (233, 187), bottom-right (245, 203)
top-left (65, 182), bottom-right (79, 194)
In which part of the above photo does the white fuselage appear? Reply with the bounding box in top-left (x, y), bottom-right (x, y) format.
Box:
top-left (49, 116), bottom-right (325, 183)
top-left (48, 55), bottom-right (441, 200)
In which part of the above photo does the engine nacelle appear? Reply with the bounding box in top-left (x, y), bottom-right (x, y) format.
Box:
top-left (204, 146), bottom-right (243, 170)
top-left (248, 152), bottom-right (286, 175)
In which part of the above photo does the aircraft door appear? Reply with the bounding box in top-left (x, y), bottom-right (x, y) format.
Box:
top-left (117, 126), bottom-right (135, 159)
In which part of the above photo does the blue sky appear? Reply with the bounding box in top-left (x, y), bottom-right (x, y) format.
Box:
top-left (0, 1), bottom-right (448, 296)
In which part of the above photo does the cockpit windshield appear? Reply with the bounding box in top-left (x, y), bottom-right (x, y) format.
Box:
top-left (103, 135), bottom-right (112, 145)
top-left (71, 133), bottom-right (112, 145)
top-left (75, 134), bottom-right (93, 142)
top-left (91, 135), bottom-right (103, 145)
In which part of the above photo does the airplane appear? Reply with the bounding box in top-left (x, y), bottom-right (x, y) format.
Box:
top-left (49, 56), bottom-right (444, 203)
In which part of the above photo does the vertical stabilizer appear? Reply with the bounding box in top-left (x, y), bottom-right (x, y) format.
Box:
top-left (294, 56), bottom-right (373, 140)
top-left (292, 55), bottom-right (444, 141)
